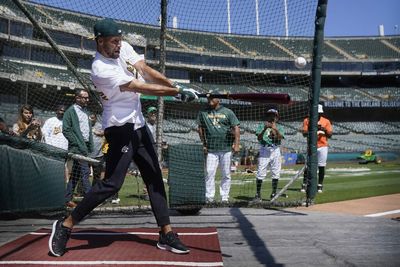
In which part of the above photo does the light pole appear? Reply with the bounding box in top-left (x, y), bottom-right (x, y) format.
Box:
top-left (227, 0), bottom-right (231, 34)
top-left (283, 0), bottom-right (289, 37)
top-left (255, 0), bottom-right (260, 35)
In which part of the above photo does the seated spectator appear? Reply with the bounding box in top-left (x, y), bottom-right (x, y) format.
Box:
top-left (42, 105), bottom-right (70, 184)
top-left (0, 117), bottom-right (15, 135)
top-left (13, 104), bottom-right (42, 141)
top-left (42, 105), bottom-right (68, 150)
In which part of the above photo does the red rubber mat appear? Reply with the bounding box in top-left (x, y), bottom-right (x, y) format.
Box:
top-left (0, 227), bottom-right (223, 266)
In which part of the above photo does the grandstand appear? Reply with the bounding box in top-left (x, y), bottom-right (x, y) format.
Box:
top-left (0, 0), bottom-right (399, 157)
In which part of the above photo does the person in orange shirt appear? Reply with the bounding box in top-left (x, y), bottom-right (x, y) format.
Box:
top-left (301, 104), bottom-right (333, 193)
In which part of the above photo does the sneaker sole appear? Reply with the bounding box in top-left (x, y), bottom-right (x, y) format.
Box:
top-left (48, 220), bottom-right (62, 257)
top-left (156, 242), bottom-right (190, 254)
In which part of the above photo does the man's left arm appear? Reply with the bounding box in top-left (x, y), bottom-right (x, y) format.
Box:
top-left (325, 120), bottom-right (333, 138)
top-left (271, 123), bottom-right (284, 141)
top-left (121, 65), bottom-right (198, 102)
top-left (125, 60), bottom-right (198, 102)
top-left (134, 61), bottom-right (173, 87)
top-left (229, 110), bottom-right (240, 152)
top-left (318, 118), bottom-right (333, 138)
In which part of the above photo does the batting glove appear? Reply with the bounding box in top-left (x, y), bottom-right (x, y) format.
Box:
top-left (173, 82), bottom-right (199, 102)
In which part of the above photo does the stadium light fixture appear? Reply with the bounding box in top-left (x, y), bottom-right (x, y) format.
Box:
top-left (68, 82), bottom-right (75, 90)
top-left (9, 73), bottom-right (17, 82)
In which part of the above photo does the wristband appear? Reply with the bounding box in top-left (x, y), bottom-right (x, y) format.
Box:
top-left (172, 82), bottom-right (184, 94)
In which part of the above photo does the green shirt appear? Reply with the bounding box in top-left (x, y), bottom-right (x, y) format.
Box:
top-left (197, 106), bottom-right (240, 152)
top-left (255, 122), bottom-right (284, 146)
top-left (63, 105), bottom-right (93, 156)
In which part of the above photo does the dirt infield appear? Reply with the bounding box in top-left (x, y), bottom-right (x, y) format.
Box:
top-left (290, 193), bottom-right (400, 219)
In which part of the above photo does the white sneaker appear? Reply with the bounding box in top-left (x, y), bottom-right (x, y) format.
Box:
top-left (251, 195), bottom-right (262, 203)
top-left (300, 184), bottom-right (306, 193)
top-left (206, 198), bottom-right (214, 204)
top-left (111, 198), bottom-right (120, 204)
top-left (317, 184), bottom-right (323, 193)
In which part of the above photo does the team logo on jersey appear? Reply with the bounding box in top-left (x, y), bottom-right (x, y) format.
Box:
top-left (53, 126), bottom-right (62, 135)
top-left (121, 145), bottom-right (129, 153)
top-left (208, 113), bottom-right (226, 128)
top-left (265, 128), bottom-right (272, 137)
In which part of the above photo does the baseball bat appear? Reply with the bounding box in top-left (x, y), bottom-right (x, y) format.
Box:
top-left (67, 153), bottom-right (101, 165)
top-left (197, 92), bottom-right (291, 104)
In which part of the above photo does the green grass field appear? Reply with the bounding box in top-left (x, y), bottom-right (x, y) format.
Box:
top-left (93, 161), bottom-right (400, 208)
top-left (312, 161), bottom-right (400, 204)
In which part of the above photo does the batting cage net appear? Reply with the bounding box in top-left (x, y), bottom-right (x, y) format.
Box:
top-left (0, 0), bottom-right (322, 214)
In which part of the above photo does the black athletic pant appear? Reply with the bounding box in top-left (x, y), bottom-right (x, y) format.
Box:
top-left (71, 123), bottom-right (170, 227)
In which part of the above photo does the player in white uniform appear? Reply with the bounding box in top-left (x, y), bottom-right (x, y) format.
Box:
top-left (49, 18), bottom-right (198, 257)
top-left (253, 109), bottom-right (284, 201)
top-left (197, 93), bottom-right (240, 203)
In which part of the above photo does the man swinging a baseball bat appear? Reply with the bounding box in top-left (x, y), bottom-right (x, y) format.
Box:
top-left (49, 18), bottom-right (199, 257)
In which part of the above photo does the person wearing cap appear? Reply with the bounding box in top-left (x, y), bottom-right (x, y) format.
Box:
top-left (301, 104), bottom-right (333, 193)
top-left (197, 91), bottom-right (240, 203)
top-left (49, 18), bottom-right (197, 257)
top-left (146, 106), bottom-right (158, 141)
top-left (253, 108), bottom-right (285, 201)
top-left (142, 105), bottom-right (159, 200)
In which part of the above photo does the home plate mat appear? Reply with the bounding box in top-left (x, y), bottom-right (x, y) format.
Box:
top-left (0, 227), bottom-right (223, 266)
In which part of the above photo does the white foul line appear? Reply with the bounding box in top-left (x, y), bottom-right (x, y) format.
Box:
top-left (0, 261), bottom-right (224, 266)
top-left (364, 209), bottom-right (400, 217)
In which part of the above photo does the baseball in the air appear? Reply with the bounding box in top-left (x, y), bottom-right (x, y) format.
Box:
top-left (294, 57), bottom-right (307, 69)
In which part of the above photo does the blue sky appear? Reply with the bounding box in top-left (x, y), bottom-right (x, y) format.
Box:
top-left (32, 0), bottom-right (400, 37)
top-left (326, 0), bottom-right (399, 36)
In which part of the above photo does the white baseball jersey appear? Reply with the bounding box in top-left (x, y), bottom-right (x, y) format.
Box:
top-left (42, 117), bottom-right (68, 150)
top-left (91, 41), bottom-right (145, 130)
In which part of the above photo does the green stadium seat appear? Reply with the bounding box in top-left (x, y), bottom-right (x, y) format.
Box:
top-left (169, 30), bottom-right (234, 54)
top-left (223, 36), bottom-right (289, 58)
top-left (330, 38), bottom-right (399, 59)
